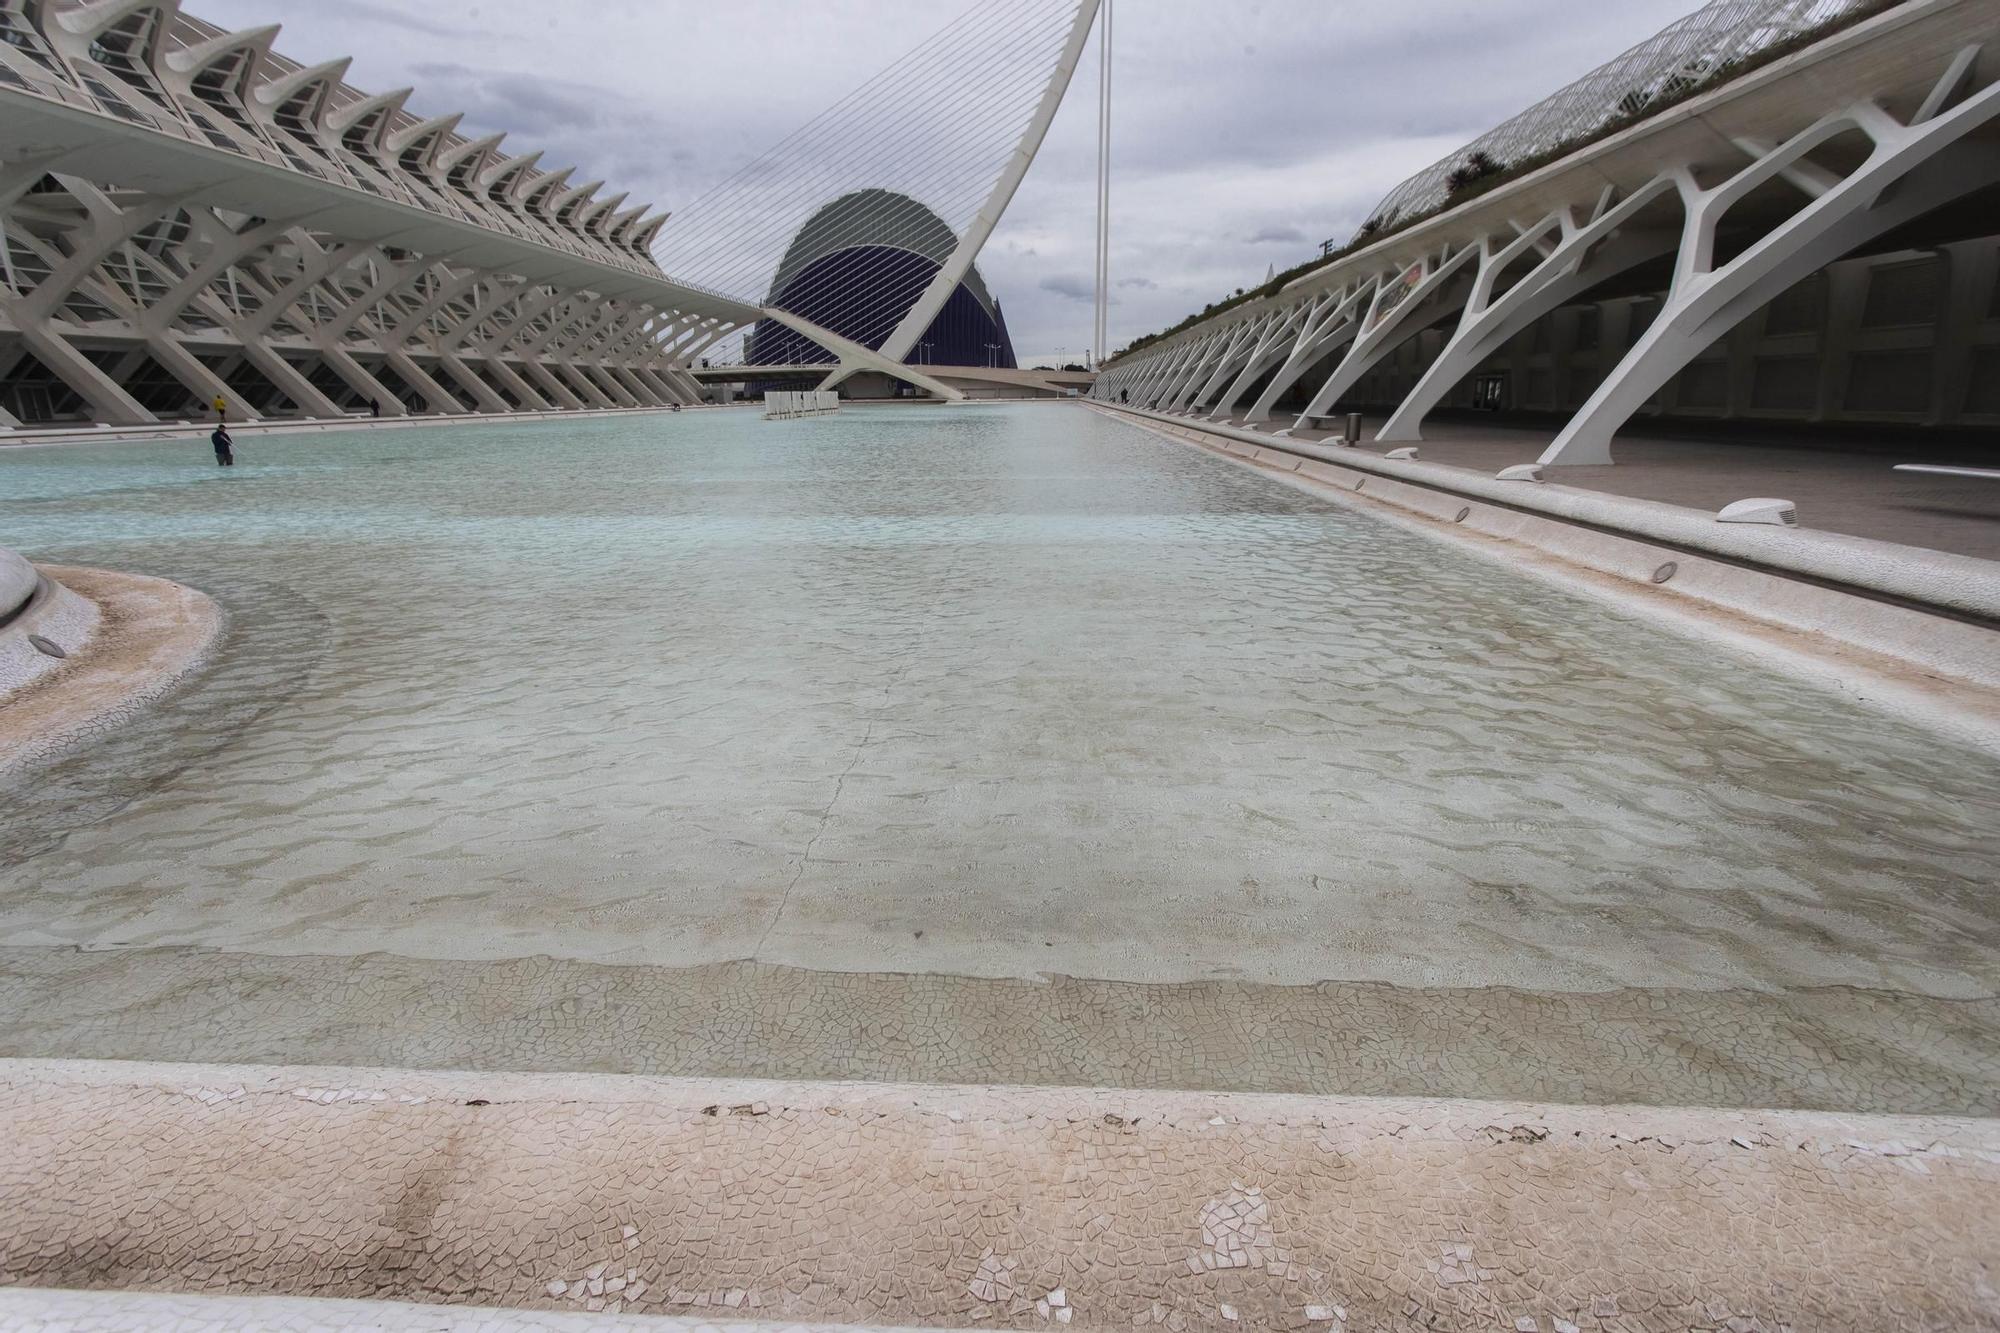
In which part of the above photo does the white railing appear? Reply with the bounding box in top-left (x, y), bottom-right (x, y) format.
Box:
top-left (762, 389), bottom-right (841, 420)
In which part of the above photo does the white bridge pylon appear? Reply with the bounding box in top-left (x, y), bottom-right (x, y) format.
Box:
top-left (653, 0), bottom-right (1103, 401)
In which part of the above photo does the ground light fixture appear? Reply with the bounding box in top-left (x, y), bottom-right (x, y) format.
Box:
top-left (1716, 498), bottom-right (1800, 526)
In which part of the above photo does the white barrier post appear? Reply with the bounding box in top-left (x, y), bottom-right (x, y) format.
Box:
top-left (765, 388), bottom-right (840, 420)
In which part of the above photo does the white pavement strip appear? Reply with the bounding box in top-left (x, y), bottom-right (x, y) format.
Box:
top-left (2, 1062), bottom-right (1997, 1331)
top-left (0, 1289), bottom-right (942, 1332)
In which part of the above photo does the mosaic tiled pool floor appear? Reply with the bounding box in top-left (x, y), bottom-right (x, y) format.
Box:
top-left (2, 405), bottom-right (1997, 1109)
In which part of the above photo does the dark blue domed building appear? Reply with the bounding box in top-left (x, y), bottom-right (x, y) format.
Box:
top-left (746, 189), bottom-right (1017, 369)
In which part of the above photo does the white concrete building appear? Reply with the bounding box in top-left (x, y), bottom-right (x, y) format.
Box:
top-left (1092, 0), bottom-right (2000, 464)
top-left (0, 0), bottom-right (763, 428)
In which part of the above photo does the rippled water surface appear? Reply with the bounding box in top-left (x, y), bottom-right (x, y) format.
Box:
top-left (3, 405), bottom-right (1997, 1000)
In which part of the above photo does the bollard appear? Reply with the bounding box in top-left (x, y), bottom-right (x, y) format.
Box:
top-left (1345, 411), bottom-right (1363, 445)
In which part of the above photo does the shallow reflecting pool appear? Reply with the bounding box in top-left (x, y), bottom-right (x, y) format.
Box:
top-left (2, 404), bottom-right (1996, 1107)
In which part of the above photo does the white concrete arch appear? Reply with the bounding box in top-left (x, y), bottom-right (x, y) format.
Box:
top-left (552, 180), bottom-right (603, 229)
top-left (385, 113), bottom-right (465, 175)
top-left (253, 56), bottom-right (350, 128)
top-left (603, 204), bottom-right (648, 246)
top-left (480, 151), bottom-right (543, 209)
top-left (329, 87), bottom-right (414, 156)
top-left (49, 0), bottom-right (174, 54)
top-left (158, 22), bottom-right (276, 90)
top-left (520, 168), bottom-right (573, 219)
top-left (581, 192), bottom-right (627, 239)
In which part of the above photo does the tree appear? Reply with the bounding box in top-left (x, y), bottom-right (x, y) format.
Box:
top-left (1446, 150), bottom-right (1506, 195)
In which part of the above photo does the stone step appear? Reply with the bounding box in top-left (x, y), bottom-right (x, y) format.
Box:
top-left (2, 1059), bottom-right (1994, 1332)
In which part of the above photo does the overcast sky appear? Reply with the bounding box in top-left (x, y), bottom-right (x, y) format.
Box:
top-left (199, 0), bottom-right (1696, 364)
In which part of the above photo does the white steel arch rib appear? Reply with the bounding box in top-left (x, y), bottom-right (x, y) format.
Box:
top-left (653, 0), bottom-right (1101, 400)
top-left (819, 0), bottom-right (1102, 394)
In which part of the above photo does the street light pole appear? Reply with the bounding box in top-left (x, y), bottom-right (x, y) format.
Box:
top-left (1093, 0), bottom-right (1112, 370)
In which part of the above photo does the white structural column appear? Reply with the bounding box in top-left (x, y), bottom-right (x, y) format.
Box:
top-left (1208, 304), bottom-right (1307, 419)
top-left (546, 305), bottom-right (621, 406)
top-left (637, 315), bottom-right (716, 405)
top-left (569, 311), bottom-right (643, 407)
top-left (1293, 243), bottom-right (1480, 427)
top-left (0, 172), bottom-right (191, 426)
top-left (302, 256), bottom-right (436, 414)
top-left (1128, 335), bottom-right (1196, 408)
top-left (14, 182), bottom-right (197, 414)
top-left (547, 306), bottom-right (622, 407)
top-left (1543, 63), bottom-right (2000, 464)
top-left (588, 313), bottom-right (665, 406)
top-left (436, 286), bottom-right (531, 413)
top-left (582, 318), bottom-right (656, 405)
top-left (1179, 321), bottom-right (1258, 411)
top-left (1182, 316), bottom-right (1268, 413)
top-left (1242, 281), bottom-right (1373, 421)
top-left (511, 302), bottom-right (594, 411)
top-left (460, 287), bottom-right (566, 411)
top-left (490, 293), bottom-right (580, 388)
top-left (1375, 183), bottom-right (1681, 442)
top-left (1155, 330), bottom-right (1222, 412)
top-left (1093, 0), bottom-right (1112, 369)
top-left (194, 225), bottom-right (353, 421)
top-left (238, 238), bottom-right (411, 415)
top-left (1140, 335), bottom-right (1212, 407)
top-left (620, 319), bottom-right (685, 404)
top-left (381, 267), bottom-right (494, 415)
top-left (1153, 332), bottom-right (1225, 408)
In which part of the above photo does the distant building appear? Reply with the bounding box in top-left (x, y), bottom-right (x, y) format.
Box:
top-left (745, 190), bottom-right (1017, 371)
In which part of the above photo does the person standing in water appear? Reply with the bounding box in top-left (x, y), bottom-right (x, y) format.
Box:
top-left (211, 423), bottom-right (234, 467)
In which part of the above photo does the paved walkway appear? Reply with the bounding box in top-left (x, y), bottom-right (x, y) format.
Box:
top-left (1235, 416), bottom-right (2000, 561)
top-left (2, 1061), bottom-right (1994, 1332)
top-left (0, 403), bottom-right (719, 449)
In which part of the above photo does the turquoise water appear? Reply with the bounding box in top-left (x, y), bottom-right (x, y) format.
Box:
top-left (1, 404), bottom-right (1996, 1004)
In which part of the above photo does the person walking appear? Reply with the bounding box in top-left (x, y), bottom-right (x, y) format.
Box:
top-left (370, 398), bottom-right (381, 419)
top-left (211, 423), bottom-right (234, 468)
top-left (212, 393), bottom-right (228, 424)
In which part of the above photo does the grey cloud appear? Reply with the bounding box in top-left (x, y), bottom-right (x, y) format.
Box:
top-left (325, 2), bottom-right (465, 38)
top-left (224, 0), bottom-right (468, 36)
top-left (1247, 224), bottom-right (1306, 245)
top-left (1039, 274), bottom-right (1096, 303)
top-left (406, 64), bottom-right (605, 136)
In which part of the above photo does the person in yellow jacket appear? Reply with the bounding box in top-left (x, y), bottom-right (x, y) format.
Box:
top-left (212, 394), bottom-right (227, 423)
